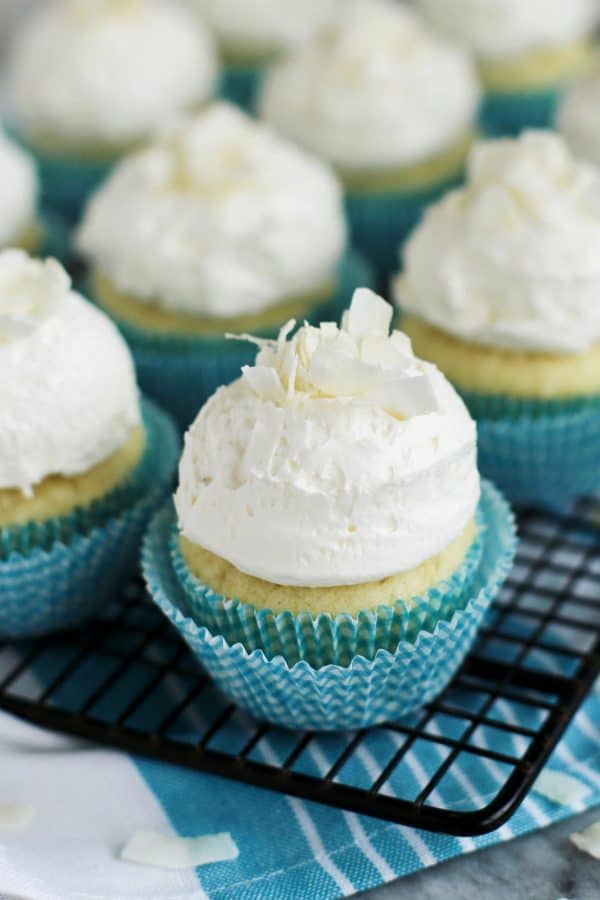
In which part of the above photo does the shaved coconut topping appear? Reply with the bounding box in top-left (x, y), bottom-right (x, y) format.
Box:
top-left (121, 830), bottom-right (239, 870)
top-left (235, 288), bottom-right (439, 419)
top-left (570, 821), bottom-right (600, 859)
top-left (0, 804), bottom-right (35, 829)
top-left (534, 770), bottom-right (591, 806)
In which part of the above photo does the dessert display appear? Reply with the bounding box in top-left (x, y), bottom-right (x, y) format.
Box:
top-left (397, 131), bottom-right (600, 507)
top-left (259, 0), bottom-right (480, 283)
top-left (77, 103), bottom-right (370, 430)
top-left (143, 289), bottom-right (516, 730)
top-left (7, 0), bottom-right (218, 219)
top-left (0, 250), bottom-right (179, 638)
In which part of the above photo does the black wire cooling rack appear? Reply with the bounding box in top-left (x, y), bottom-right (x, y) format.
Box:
top-left (0, 506), bottom-right (598, 837)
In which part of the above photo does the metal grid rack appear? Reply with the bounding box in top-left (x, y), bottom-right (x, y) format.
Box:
top-left (0, 506), bottom-right (598, 837)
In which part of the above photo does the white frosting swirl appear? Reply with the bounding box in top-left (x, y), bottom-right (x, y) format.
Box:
top-left (558, 74), bottom-right (600, 169)
top-left (0, 129), bottom-right (38, 247)
top-left (397, 131), bottom-right (600, 355)
top-left (77, 104), bottom-right (346, 318)
top-left (175, 289), bottom-right (479, 587)
top-left (259, 0), bottom-right (480, 172)
top-left (0, 250), bottom-right (141, 495)
top-left (8, 0), bottom-right (217, 147)
top-left (417, 0), bottom-right (599, 61)
top-left (188, 0), bottom-right (342, 57)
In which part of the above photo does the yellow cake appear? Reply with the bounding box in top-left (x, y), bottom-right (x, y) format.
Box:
top-left (180, 517), bottom-right (477, 617)
top-left (403, 316), bottom-right (600, 399)
top-left (479, 40), bottom-right (594, 93)
top-left (1, 427), bottom-right (145, 528)
top-left (91, 271), bottom-right (337, 338)
top-left (339, 131), bottom-right (475, 195)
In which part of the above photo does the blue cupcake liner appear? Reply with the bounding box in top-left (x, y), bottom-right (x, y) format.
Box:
top-left (219, 63), bottom-right (263, 112)
top-left (142, 480), bottom-right (516, 731)
top-left (94, 249), bottom-right (374, 431)
top-left (479, 87), bottom-right (565, 137)
top-left (345, 174), bottom-right (463, 289)
top-left (39, 209), bottom-right (72, 266)
top-left (169, 507), bottom-right (486, 668)
top-left (466, 393), bottom-right (600, 510)
top-left (0, 398), bottom-right (180, 639)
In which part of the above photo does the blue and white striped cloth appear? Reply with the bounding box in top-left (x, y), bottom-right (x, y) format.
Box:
top-left (0, 681), bottom-right (598, 900)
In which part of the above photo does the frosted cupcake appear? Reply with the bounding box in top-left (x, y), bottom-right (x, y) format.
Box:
top-left (77, 103), bottom-right (369, 430)
top-left (396, 131), bottom-right (600, 508)
top-left (188, 0), bottom-right (341, 111)
top-left (7, 0), bottom-right (217, 220)
top-left (143, 289), bottom-right (516, 730)
top-left (0, 250), bottom-right (179, 638)
top-left (418, 0), bottom-right (598, 136)
top-left (558, 71), bottom-right (600, 167)
top-left (259, 0), bottom-right (480, 284)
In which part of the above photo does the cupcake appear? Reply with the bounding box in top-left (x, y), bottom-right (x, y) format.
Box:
top-left (0, 250), bottom-right (179, 638)
top-left (188, 0), bottom-right (342, 111)
top-left (143, 288), bottom-right (516, 730)
top-left (77, 103), bottom-right (370, 431)
top-left (7, 0), bottom-right (217, 221)
top-left (418, 0), bottom-right (599, 136)
top-left (396, 131), bottom-right (600, 509)
top-left (258, 0), bottom-right (480, 285)
top-left (558, 70), bottom-right (600, 167)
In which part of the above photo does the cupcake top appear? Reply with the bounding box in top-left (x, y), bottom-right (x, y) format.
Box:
top-left (0, 251), bottom-right (140, 495)
top-left (258, 0), bottom-right (480, 173)
top-left (0, 129), bottom-right (38, 246)
top-left (175, 289), bottom-right (479, 587)
top-left (77, 103), bottom-right (347, 319)
top-left (189, 0), bottom-right (342, 59)
top-left (397, 131), bottom-right (600, 355)
top-left (558, 73), bottom-right (600, 169)
top-left (417, 0), bottom-right (599, 61)
top-left (8, 0), bottom-right (217, 149)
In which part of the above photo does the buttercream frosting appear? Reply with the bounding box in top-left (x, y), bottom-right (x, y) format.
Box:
top-left (77, 103), bottom-right (346, 318)
top-left (8, 0), bottom-right (217, 147)
top-left (397, 131), bottom-right (600, 355)
top-left (188, 0), bottom-right (341, 57)
top-left (417, 0), bottom-right (599, 61)
top-left (558, 74), bottom-right (600, 169)
top-left (259, 0), bottom-right (480, 172)
top-left (0, 129), bottom-right (38, 247)
top-left (175, 288), bottom-right (479, 587)
top-left (0, 250), bottom-right (141, 495)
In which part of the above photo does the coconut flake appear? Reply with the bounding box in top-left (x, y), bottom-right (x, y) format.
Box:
top-left (343, 288), bottom-right (393, 339)
top-left (121, 831), bottom-right (239, 870)
top-left (570, 821), bottom-right (600, 859)
top-left (368, 373), bottom-right (439, 418)
top-left (242, 365), bottom-right (285, 402)
top-left (534, 770), bottom-right (591, 806)
top-left (0, 804), bottom-right (35, 830)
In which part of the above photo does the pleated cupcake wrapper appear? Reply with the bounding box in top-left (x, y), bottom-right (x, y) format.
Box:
top-left (479, 87), bottom-right (563, 137)
top-left (92, 249), bottom-right (373, 431)
top-left (0, 398), bottom-right (180, 639)
top-left (169, 508), bottom-right (486, 669)
top-left (345, 173), bottom-right (463, 287)
top-left (143, 480), bottom-right (516, 731)
top-left (219, 63), bottom-right (263, 112)
top-left (461, 390), bottom-right (600, 509)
